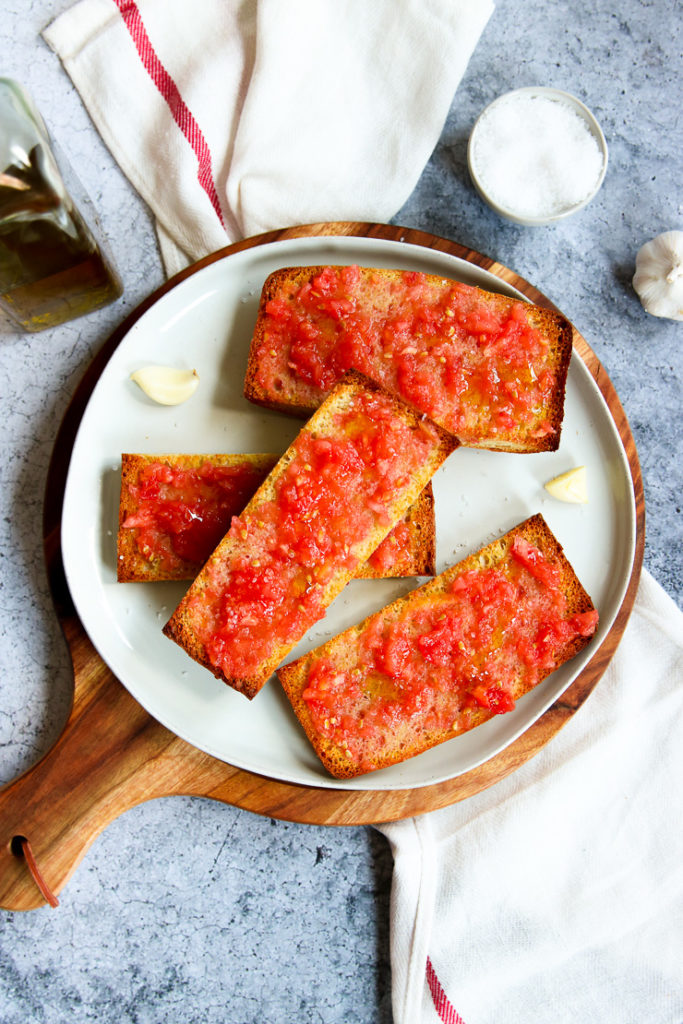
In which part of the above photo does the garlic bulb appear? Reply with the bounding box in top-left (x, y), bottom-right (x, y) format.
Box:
top-left (130, 365), bottom-right (199, 405)
top-left (632, 231), bottom-right (683, 321)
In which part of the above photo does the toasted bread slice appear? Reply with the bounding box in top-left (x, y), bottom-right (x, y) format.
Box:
top-left (163, 371), bottom-right (458, 699)
top-left (244, 265), bottom-right (573, 452)
top-left (277, 514), bottom-right (599, 779)
top-left (117, 453), bottom-right (435, 583)
top-left (117, 453), bottom-right (277, 582)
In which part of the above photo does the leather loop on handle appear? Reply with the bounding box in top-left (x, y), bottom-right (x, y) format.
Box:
top-left (16, 837), bottom-right (60, 908)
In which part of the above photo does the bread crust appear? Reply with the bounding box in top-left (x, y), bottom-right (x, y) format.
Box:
top-left (277, 514), bottom-right (598, 778)
top-left (117, 454), bottom-right (435, 583)
top-left (244, 265), bottom-right (573, 452)
top-left (163, 371), bottom-right (458, 699)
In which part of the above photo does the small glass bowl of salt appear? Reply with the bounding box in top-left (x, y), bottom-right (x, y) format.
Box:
top-left (467, 87), bottom-right (608, 225)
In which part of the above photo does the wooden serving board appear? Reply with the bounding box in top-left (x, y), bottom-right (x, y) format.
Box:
top-left (0, 223), bottom-right (644, 911)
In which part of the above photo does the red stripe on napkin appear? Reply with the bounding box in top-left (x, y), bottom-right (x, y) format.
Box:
top-left (113, 0), bottom-right (225, 227)
top-left (426, 956), bottom-right (466, 1024)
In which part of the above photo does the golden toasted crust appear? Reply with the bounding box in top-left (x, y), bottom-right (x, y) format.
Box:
top-left (117, 454), bottom-right (140, 580)
top-left (118, 455), bottom-right (435, 583)
top-left (277, 514), bottom-right (598, 778)
top-left (163, 371), bottom-right (459, 699)
top-left (243, 266), bottom-right (573, 452)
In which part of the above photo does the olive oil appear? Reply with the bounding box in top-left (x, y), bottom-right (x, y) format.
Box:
top-left (0, 79), bottom-right (122, 332)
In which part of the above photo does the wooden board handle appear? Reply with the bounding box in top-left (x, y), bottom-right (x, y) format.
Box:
top-left (0, 628), bottom-right (180, 909)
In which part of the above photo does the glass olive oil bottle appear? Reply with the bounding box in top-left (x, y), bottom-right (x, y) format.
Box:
top-left (0, 78), bottom-right (122, 331)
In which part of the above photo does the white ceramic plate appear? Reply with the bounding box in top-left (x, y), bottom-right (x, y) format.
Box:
top-left (61, 235), bottom-right (636, 791)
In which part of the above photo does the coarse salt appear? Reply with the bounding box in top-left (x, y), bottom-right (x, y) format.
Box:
top-left (470, 92), bottom-right (605, 221)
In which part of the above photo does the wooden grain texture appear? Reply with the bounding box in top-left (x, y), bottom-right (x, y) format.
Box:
top-left (0, 222), bottom-right (644, 910)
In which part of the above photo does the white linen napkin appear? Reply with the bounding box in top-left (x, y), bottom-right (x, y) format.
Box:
top-left (379, 568), bottom-right (683, 1024)
top-left (43, 0), bottom-right (494, 276)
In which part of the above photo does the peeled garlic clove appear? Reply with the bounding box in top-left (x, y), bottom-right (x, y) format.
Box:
top-left (632, 230), bottom-right (683, 321)
top-left (544, 466), bottom-right (588, 504)
top-left (130, 366), bottom-right (199, 405)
